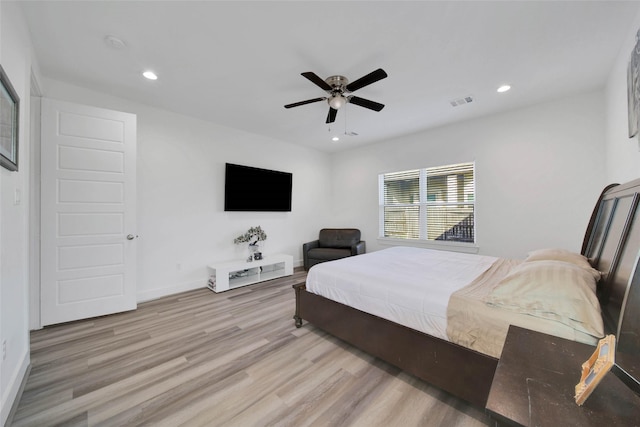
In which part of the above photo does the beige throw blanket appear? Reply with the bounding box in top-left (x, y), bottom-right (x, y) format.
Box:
top-left (447, 258), bottom-right (599, 358)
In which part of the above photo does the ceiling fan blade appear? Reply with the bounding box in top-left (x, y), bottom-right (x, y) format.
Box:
top-left (284, 97), bottom-right (326, 109)
top-left (301, 72), bottom-right (332, 91)
top-left (348, 96), bottom-right (385, 112)
top-left (326, 107), bottom-right (338, 124)
top-left (345, 68), bottom-right (388, 92)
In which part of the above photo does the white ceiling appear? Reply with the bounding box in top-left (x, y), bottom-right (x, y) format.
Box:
top-left (19, 1), bottom-right (640, 153)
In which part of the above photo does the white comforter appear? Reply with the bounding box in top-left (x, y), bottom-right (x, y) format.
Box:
top-left (305, 246), bottom-right (498, 340)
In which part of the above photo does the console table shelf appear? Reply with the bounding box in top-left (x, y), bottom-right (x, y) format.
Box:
top-left (207, 253), bottom-right (293, 292)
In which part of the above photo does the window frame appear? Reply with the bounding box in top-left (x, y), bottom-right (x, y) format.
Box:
top-left (378, 162), bottom-right (478, 253)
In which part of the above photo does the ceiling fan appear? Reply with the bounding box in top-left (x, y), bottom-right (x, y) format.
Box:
top-left (284, 68), bottom-right (388, 124)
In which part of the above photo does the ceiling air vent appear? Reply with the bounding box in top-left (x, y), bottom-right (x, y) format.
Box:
top-left (450, 96), bottom-right (474, 107)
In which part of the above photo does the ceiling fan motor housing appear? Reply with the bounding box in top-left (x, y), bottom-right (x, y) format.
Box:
top-left (325, 75), bottom-right (349, 92)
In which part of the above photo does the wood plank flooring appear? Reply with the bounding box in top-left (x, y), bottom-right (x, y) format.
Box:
top-left (11, 269), bottom-right (492, 426)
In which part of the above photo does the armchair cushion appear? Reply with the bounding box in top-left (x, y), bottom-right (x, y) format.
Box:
top-left (307, 247), bottom-right (352, 261)
top-left (318, 228), bottom-right (361, 248)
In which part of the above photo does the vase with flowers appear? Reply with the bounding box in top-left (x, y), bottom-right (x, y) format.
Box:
top-left (234, 226), bottom-right (267, 261)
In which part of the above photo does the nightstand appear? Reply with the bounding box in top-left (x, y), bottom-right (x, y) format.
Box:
top-left (486, 325), bottom-right (640, 427)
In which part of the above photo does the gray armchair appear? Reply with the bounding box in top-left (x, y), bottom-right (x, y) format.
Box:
top-left (302, 228), bottom-right (366, 271)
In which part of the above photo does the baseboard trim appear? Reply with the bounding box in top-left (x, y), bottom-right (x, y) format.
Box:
top-left (1, 352), bottom-right (30, 426)
top-left (136, 279), bottom-right (204, 303)
top-left (136, 260), bottom-right (303, 303)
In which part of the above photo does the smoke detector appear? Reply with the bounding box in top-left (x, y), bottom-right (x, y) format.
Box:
top-left (104, 35), bottom-right (127, 50)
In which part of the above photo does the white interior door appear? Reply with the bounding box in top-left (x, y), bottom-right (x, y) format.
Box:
top-left (40, 98), bottom-right (137, 326)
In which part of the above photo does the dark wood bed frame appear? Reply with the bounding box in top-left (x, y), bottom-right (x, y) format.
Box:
top-left (293, 177), bottom-right (640, 408)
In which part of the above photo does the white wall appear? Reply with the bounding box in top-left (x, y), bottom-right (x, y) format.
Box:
top-left (40, 78), bottom-right (332, 302)
top-left (330, 91), bottom-right (607, 259)
top-left (605, 9), bottom-right (640, 184)
top-left (0, 3), bottom-right (33, 425)
top-left (1, 1), bottom-right (638, 421)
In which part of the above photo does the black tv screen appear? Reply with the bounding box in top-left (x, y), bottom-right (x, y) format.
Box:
top-left (224, 163), bottom-right (292, 212)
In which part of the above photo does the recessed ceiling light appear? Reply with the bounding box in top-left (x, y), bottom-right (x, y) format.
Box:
top-left (143, 71), bottom-right (158, 80)
top-left (332, 136), bottom-right (340, 142)
top-left (497, 85), bottom-right (511, 93)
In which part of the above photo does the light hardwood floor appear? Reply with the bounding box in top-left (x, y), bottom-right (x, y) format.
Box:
top-left (11, 269), bottom-right (492, 426)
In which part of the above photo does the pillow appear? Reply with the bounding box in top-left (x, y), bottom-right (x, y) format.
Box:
top-left (485, 260), bottom-right (604, 338)
top-left (525, 248), bottom-right (600, 280)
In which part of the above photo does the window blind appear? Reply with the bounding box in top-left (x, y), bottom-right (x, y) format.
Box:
top-left (380, 162), bottom-right (475, 243)
top-left (382, 169), bottom-right (420, 238)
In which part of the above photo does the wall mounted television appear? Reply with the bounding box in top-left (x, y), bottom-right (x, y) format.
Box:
top-left (224, 163), bottom-right (292, 212)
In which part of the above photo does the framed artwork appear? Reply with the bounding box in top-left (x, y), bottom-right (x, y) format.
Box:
top-left (0, 64), bottom-right (19, 171)
top-left (574, 334), bottom-right (615, 406)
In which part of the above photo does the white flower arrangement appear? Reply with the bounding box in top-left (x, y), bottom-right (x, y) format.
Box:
top-left (234, 226), bottom-right (267, 246)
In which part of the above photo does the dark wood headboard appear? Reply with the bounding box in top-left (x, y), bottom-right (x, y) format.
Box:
top-left (582, 178), bottom-right (640, 335)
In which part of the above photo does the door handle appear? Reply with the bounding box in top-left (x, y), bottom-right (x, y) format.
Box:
top-left (127, 234), bottom-right (138, 240)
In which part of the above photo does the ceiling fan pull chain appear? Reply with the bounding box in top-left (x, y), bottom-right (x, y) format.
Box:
top-left (344, 105), bottom-right (347, 135)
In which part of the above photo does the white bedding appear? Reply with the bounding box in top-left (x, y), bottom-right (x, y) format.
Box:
top-left (305, 246), bottom-right (498, 340)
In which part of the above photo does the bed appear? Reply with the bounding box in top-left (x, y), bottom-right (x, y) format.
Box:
top-left (293, 178), bottom-right (640, 407)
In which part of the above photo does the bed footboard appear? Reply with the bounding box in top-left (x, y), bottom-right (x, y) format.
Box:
top-left (292, 282), bottom-right (498, 408)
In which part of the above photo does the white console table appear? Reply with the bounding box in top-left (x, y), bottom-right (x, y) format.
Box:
top-left (207, 253), bottom-right (293, 293)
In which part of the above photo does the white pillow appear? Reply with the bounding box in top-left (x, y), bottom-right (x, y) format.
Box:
top-left (485, 260), bottom-right (604, 338)
top-left (525, 248), bottom-right (600, 280)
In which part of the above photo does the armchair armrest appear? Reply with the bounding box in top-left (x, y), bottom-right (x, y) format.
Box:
top-left (351, 241), bottom-right (366, 255)
top-left (303, 240), bottom-right (320, 251)
top-left (303, 239), bottom-right (320, 270)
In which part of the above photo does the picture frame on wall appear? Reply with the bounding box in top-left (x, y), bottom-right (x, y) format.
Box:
top-left (628, 30), bottom-right (640, 139)
top-left (0, 64), bottom-right (20, 171)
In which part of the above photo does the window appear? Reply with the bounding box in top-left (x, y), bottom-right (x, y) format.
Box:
top-left (379, 162), bottom-right (475, 244)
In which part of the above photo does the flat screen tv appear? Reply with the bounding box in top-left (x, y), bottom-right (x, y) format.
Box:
top-left (224, 163), bottom-right (292, 212)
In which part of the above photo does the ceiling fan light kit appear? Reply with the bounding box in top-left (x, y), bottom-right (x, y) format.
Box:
top-left (328, 94), bottom-right (347, 109)
top-left (285, 68), bottom-right (388, 124)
